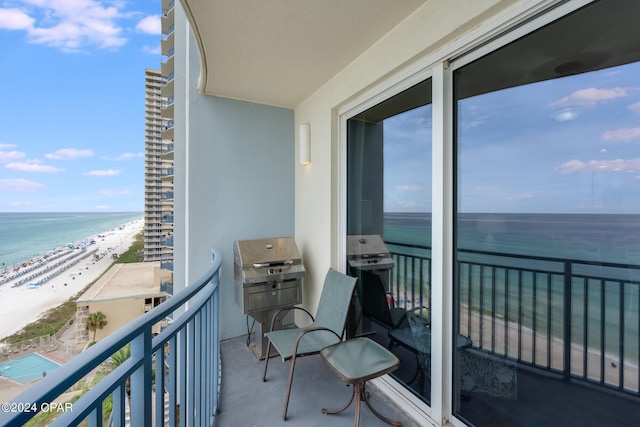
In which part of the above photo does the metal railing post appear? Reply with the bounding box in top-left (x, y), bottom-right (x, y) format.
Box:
top-left (563, 261), bottom-right (572, 382)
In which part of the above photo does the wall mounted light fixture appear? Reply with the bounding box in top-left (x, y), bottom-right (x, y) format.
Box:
top-left (299, 123), bottom-right (310, 165)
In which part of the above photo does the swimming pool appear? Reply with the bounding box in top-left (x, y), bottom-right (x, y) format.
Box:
top-left (0, 353), bottom-right (61, 384)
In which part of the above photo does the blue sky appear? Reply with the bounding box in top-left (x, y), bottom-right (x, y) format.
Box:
top-left (384, 61), bottom-right (640, 214)
top-left (0, 0), bottom-right (161, 212)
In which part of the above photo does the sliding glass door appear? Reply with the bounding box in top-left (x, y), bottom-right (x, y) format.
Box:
top-left (346, 79), bottom-right (434, 403)
top-left (453, 1), bottom-right (640, 425)
top-left (341, 1), bottom-right (640, 425)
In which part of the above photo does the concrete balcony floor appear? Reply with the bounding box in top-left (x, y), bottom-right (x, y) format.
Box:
top-left (217, 335), bottom-right (421, 426)
top-left (218, 332), bottom-right (640, 427)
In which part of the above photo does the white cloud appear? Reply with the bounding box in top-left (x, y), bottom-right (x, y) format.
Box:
top-left (602, 127), bottom-right (640, 142)
top-left (0, 150), bottom-right (26, 162)
top-left (101, 152), bottom-right (143, 161)
top-left (628, 101), bottom-right (640, 114)
top-left (95, 205), bottom-right (111, 210)
top-left (551, 108), bottom-right (580, 122)
top-left (0, 0), bottom-right (129, 52)
top-left (0, 178), bottom-right (44, 191)
top-left (46, 148), bottom-right (94, 160)
top-left (83, 169), bottom-right (120, 176)
top-left (552, 87), bottom-right (629, 108)
top-left (0, 8), bottom-right (34, 30)
top-left (556, 157), bottom-right (640, 173)
top-left (0, 143), bottom-right (17, 149)
top-left (136, 15), bottom-right (160, 35)
top-left (5, 160), bottom-right (63, 172)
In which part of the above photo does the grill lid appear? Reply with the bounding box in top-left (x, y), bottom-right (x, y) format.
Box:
top-left (347, 235), bottom-right (390, 258)
top-left (234, 237), bottom-right (305, 284)
top-left (347, 234), bottom-right (394, 270)
top-left (234, 237), bottom-right (302, 267)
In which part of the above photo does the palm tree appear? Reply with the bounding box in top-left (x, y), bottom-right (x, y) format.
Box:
top-left (86, 311), bottom-right (108, 342)
top-left (105, 344), bottom-right (131, 424)
top-left (109, 344), bottom-right (132, 396)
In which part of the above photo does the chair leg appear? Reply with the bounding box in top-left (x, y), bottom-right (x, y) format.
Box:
top-left (261, 340), bottom-right (272, 382)
top-left (322, 385), bottom-right (355, 415)
top-left (282, 354), bottom-right (298, 421)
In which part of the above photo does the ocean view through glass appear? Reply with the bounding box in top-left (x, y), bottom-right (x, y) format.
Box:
top-left (385, 212), bottom-right (640, 358)
top-left (453, 1), bottom-right (640, 422)
top-left (347, 1), bottom-right (640, 417)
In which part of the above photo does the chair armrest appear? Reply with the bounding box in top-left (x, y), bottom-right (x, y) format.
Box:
top-left (268, 306), bottom-right (315, 333)
top-left (291, 326), bottom-right (342, 356)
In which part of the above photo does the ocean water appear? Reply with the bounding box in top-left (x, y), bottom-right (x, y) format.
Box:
top-left (383, 212), bottom-right (640, 359)
top-left (0, 212), bottom-right (143, 269)
top-left (384, 212), bottom-right (640, 265)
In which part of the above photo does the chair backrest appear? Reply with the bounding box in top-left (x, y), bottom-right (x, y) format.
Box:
top-left (360, 270), bottom-right (394, 328)
top-left (360, 270), bottom-right (409, 329)
top-left (313, 268), bottom-right (358, 336)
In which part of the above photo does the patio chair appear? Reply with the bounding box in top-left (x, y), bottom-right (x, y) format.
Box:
top-left (262, 268), bottom-right (358, 421)
top-left (360, 270), bottom-right (409, 331)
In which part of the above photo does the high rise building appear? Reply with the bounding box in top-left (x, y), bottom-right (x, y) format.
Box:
top-left (143, 68), bottom-right (173, 292)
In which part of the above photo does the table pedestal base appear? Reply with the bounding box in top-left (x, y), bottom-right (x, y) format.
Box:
top-left (322, 382), bottom-right (401, 427)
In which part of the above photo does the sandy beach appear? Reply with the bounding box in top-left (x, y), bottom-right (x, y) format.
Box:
top-left (0, 219), bottom-right (143, 340)
top-left (460, 306), bottom-right (639, 392)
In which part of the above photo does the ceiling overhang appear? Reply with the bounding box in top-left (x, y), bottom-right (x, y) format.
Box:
top-left (179, 0), bottom-right (427, 108)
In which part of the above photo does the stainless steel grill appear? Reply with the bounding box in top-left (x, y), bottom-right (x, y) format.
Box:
top-left (347, 234), bottom-right (394, 279)
top-left (346, 234), bottom-right (395, 337)
top-left (234, 237), bottom-right (305, 359)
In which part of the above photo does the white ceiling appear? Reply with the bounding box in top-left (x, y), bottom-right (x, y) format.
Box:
top-left (180, 0), bottom-right (427, 108)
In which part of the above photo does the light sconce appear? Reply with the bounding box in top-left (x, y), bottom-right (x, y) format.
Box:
top-left (299, 123), bottom-right (310, 165)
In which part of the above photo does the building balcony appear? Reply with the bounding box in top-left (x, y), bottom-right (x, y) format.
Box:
top-left (160, 167), bottom-right (174, 181)
top-left (160, 144), bottom-right (174, 161)
top-left (161, 0), bottom-right (174, 13)
top-left (0, 251), bottom-right (414, 426)
top-left (161, 31), bottom-right (174, 58)
top-left (160, 279), bottom-right (173, 295)
top-left (161, 124), bottom-right (174, 142)
top-left (161, 101), bottom-right (174, 119)
top-left (4, 247), bottom-right (640, 426)
top-left (161, 8), bottom-right (174, 36)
